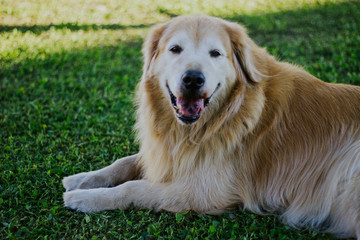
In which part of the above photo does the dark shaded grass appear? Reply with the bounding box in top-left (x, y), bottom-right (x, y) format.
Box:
top-left (1, 1), bottom-right (359, 239)
top-left (0, 23), bottom-right (153, 35)
top-left (225, 1), bottom-right (360, 85)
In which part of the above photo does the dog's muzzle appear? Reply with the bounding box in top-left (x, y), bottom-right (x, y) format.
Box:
top-left (168, 70), bottom-right (218, 124)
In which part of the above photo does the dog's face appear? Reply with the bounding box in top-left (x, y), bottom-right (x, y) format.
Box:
top-left (143, 16), bottom-right (260, 124)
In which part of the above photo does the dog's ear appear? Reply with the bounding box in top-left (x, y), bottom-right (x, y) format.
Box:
top-left (225, 22), bottom-right (266, 83)
top-left (142, 22), bottom-right (168, 74)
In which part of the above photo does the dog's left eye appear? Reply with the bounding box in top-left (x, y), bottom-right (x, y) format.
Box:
top-left (209, 49), bottom-right (221, 58)
top-left (169, 45), bottom-right (183, 54)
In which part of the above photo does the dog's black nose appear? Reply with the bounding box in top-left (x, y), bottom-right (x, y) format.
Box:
top-left (182, 70), bottom-right (205, 89)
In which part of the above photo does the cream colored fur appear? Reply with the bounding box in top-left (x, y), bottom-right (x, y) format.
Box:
top-left (63, 15), bottom-right (360, 239)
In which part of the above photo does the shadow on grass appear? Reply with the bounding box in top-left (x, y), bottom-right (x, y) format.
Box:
top-left (0, 41), bottom-right (142, 177)
top-left (0, 38), bottom-right (143, 100)
top-left (221, 0), bottom-right (360, 84)
top-left (0, 22), bottom-right (154, 34)
top-left (222, 1), bottom-right (359, 41)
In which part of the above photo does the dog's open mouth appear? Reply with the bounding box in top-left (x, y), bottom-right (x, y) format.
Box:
top-left (168, 86), bottom-right (212, 124)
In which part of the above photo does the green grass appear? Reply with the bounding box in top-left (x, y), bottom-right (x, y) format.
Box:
top-left (1, 0), bottom-right (359, 239)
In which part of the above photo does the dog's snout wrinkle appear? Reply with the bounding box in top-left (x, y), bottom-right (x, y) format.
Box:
top-left (182, 70), bottom-right (205, 90)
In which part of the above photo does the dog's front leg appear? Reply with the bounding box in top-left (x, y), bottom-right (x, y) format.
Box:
top-left (62, 154), bottom-right (139, 191)
top-left (64, 180), bottom-right (190, 213)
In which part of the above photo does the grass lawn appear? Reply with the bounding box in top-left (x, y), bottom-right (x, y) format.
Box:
top-left (1, 0), bottom-right (359, 239)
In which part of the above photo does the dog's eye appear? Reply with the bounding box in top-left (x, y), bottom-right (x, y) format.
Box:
top-left (209, 49), bottom-right (221, 58)
top-left (169, 45), bottom-right (183, 54)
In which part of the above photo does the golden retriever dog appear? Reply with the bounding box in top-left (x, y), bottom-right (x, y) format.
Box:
top-left (63, 15), bottom-right (360, 238)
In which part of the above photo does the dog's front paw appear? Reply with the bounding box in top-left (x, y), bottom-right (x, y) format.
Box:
top-left (63, 187), bottom-right (130, 213)
top-left (64, 189), bottom-right (112, 212)
top-left (64, 190), bottom-right (95, 212)
top-left (62, 172), bottom-right (109, 192)
top-left (62, 173), bottom-right (88, 191)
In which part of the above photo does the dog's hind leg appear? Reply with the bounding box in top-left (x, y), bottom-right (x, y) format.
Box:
top-left (348, 174), bottom-right (360, 240)
top-left (62, 154), bottom-right (139, 192)
top-left (333, 173), bottom-right (360, 239)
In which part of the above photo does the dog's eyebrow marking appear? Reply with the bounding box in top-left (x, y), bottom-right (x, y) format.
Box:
top-left (195, 19), bottom-right (200, 42)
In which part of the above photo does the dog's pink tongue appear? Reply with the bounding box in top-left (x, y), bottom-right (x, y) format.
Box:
top-left (177, 98), bottom-right (204, 117)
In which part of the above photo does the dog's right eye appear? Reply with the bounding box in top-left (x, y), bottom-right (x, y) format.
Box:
top-left (209, 49), bottom-right (221, 58)
top-left (169, 45), bottom-right (183, 54)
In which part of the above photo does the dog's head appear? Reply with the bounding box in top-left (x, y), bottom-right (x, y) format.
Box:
top-left (142, 15), bottom-right (264, 125)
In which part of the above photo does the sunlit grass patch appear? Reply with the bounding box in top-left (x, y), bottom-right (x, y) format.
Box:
top-left (0, 0), bottom-right (352, 25)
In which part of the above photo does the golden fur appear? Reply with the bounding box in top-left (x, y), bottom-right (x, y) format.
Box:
top-left (63, 15), bottom-right (360, 238)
